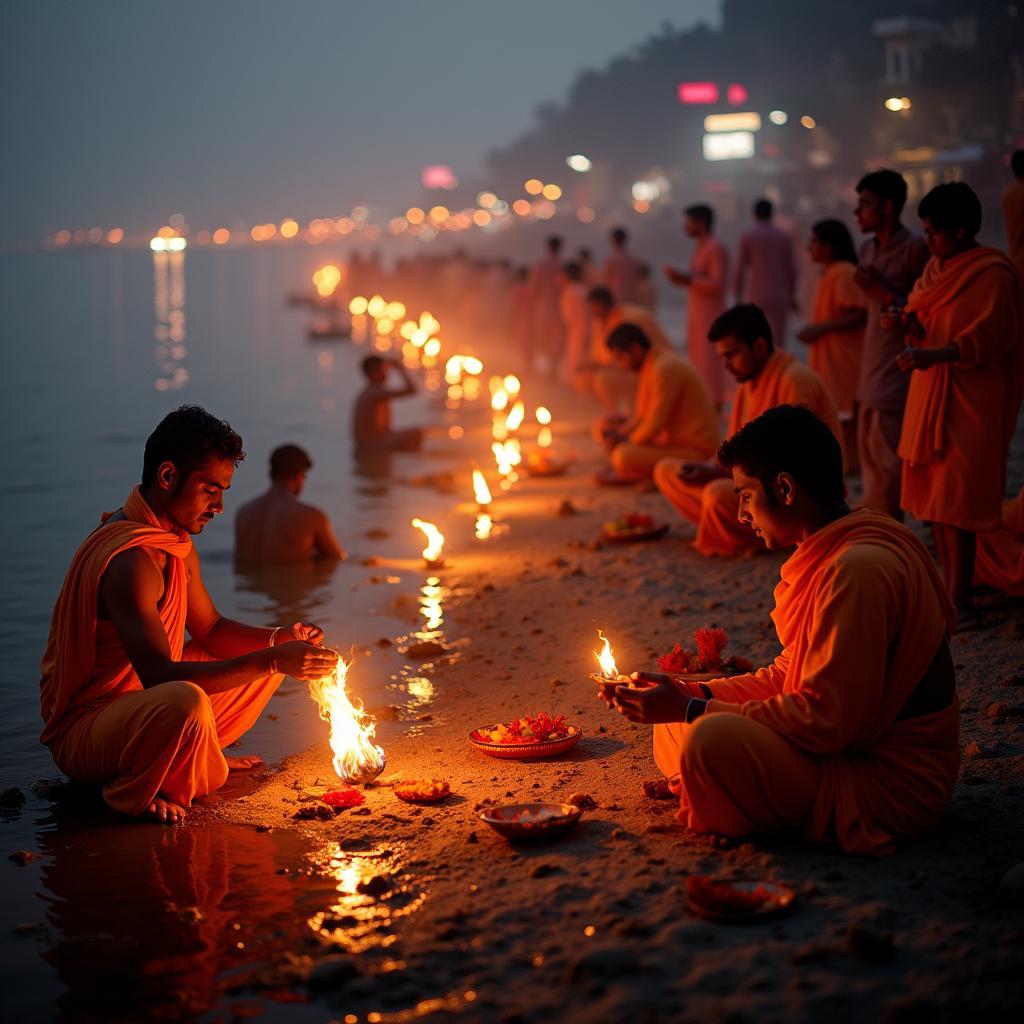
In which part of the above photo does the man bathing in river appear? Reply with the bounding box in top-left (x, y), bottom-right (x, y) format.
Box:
top-left (39, 406), bottom-right (338, 824)
top-left (606, 405), bottom-right (958, 855)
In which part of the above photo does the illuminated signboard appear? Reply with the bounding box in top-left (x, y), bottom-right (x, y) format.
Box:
top-left (421, 165), bottom-right (457, 190)
top-left (702, 131), bottom-right (755, 161)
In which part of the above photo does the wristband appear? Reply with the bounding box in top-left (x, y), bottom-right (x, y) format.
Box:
top-left (685, 697), bottom-right (708, 724)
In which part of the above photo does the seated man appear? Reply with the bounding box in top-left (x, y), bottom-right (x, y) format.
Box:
top-left (235, 444), bottom-right (345, 563)
top-left (39, 406), bottom-right (338, 824)
top-left (607, 405), bottom-right (958, 855)
top-left (596, 323), bottom-right (720, 482)
top-left (352, 356), bottom-right (424, 455)
top-left (653, 304), bottom-right (841, 555)
top-left (584, 285), bottom-right (672, 414)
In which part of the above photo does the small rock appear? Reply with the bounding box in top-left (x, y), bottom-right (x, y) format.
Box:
top-left (467, 832), bottom-right (478, 844)
top-left (567, 793), bottom-right (597, 810)
top-left (658, 607), bottom-right (676, 618)
top-left (406, 640), bottom-right (447, 660)
top-left (292, 805), bottom-right (334, 821)
top-left (255, 824), bottom-right (272, 833)
top-left (549, 678), bottom-right (565, 688)
top-left (306, 954), bottom-right (360, 990)
top-left (556, 500), bottom-right (578, 517)
top-left (530, 863), bottom-right (558, 878)
top-left (422, 816), bottom-right (436, 826)
top-left (8, 850), bottom-right (35, 866)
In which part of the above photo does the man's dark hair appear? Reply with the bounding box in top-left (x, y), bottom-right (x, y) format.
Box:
top-left (918, 181), bottom-right (982, 238)
top-left (611, 226), bottom-right (628, 246)
top-left (142, 405), bottom-right (244, 488)
top-left (606, 322), bottom-right (651, 353)
top-left (587, 285), bottom-right (614, 307)
top-left (1013, 149), bottom-right (1024, 178)
top-left (362, 355), bottom-right (385, 377)
top-left (856, 169), bottom-right (908, 216)
top-left (547, 235), bottom-right (563, 253)
top-left (563, 260), bottom-right (582, 281)
top-left (685, 203), bottom-right (714, 230)
top-left (753, 198), bottom-right (773, 219)
top-left (811, 219), bottom-right (858, 264)
top-left (708, 303), bottom-right (773, 350)
top-left (270, 444), bottom-right (312, 480)
top-left (718, 404), bottom-right (844, 505)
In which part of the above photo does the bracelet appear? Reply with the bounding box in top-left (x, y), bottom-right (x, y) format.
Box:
top-left (685, 697), bottom-right (708, 724)
top-left (269, 626), bottom-right (282, 648)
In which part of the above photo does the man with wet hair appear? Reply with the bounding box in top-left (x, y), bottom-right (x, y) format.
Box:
top-left (653, 304), bottom-right (841, 555)
top-left (39, 406), bottom-right (338, 824)
top-left (352, 355), bottom-right (424, 455)
top-left (607, 404), bottom-right (959, 855)
top-left (234, 444), bottom-right (345, 563)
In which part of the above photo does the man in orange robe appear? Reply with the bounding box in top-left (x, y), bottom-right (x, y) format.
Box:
top-left (974, 488), bottom-right (1024, 595)
top-left (39, 406), bottom-right (338, 823)
top-left (607, 405), bottom-right (958, 855)
top-left (891, 182), bottom-right (1024, 626)
top-left (597, 323), bottom-right (720, 481)
top-left (653, 304), bottom-right (841, 556)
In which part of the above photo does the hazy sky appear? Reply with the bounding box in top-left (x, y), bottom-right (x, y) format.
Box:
top-left (2, 1), bottom-right (719, 243)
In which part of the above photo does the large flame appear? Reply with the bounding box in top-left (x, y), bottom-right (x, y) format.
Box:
top-left (412, 518), bottom-right (444, 563)
top-left (594, 629), bottom-right (620, 679)
top-left (307, 656), bottom-right (385, 783)
top-left (472, 470), bottom-right (492, 506)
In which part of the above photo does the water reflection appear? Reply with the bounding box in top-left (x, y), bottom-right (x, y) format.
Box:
top-left (418, 576), bottom-right (444, 635)
top-left (153, 249), bottom-right (188, 392)
top-left (234, 559), bottom-right (339, 625)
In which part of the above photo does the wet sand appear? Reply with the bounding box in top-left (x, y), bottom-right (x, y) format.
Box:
top-left (5, 385), bottom-right (1024, 1022)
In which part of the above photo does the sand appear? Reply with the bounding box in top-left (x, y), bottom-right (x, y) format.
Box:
top-left (203, 406), bottom-right (1024, 1023)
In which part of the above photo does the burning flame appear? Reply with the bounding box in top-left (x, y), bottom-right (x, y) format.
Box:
top-left (475, 513), bottom-right (493, 540)
top-left (491, 388), bottom-right (509, 412)
top-left (594, 629), bottom-right (620, 679)
top-left (472, 470), bottom-right (492, 506)
top-left (412, 518), bottom-right (444, 563)
top-left (536, 406), bottom-right (552, 425)
top-left (307, 656), bottom-right (385, 783)
top-left (505, 400), bottom-right (525, 432)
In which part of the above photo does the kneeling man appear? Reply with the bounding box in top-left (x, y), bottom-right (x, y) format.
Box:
top-left (39, 406), bottom-right (338, 823)
top-left (608, 405), bottom-right (958, 855)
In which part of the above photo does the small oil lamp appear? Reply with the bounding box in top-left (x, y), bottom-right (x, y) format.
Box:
top-left (412, 517), bottom-right (445, 569)
top-left (590, 628), bottom-right (629, 696)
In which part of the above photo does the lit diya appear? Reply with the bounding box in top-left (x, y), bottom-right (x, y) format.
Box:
top-left (307, 655), bottom-right (386, 786)
top-left (469, 712), bottom-right (582, 759)
top-left (472, 469), bottom-right (492, 510)
top-left (590, 628), bottom-right (630, 698)
top-left (684, 876), bottom-right (796, 923)
top-left (411, 517), bottom-right (445, 569)
top-left (601, 512), bottom-right (669, 543)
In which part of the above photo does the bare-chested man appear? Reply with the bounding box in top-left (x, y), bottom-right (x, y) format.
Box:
top-left (234, 444), bottom-right (345, 563)
top-left (352, 356), bottom-right (424, 455)
top-left (39, 406), bottom-right (339, 824)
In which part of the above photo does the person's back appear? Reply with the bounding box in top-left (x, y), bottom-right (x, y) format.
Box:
top-left (234, 445), bottom-right (343, 563)
top-left (352, 381), bottom-right (391, 447)
top-left (604, 234), bottom-right (645, 304)
top-left (737, 220), bottom-right (794, 305)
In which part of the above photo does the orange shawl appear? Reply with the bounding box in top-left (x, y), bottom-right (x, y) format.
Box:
top-left (701, 510), bottom-right (958, 854)
top-left (901, 246), bottom-right (1024, 465)
top-left (39, 487), bottom-right (192, 745)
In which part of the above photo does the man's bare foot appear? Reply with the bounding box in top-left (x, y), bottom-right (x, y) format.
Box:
top-left (142, 796), bottom-right (186, 824)
top-left (225, 754), bottom-right (264, 771)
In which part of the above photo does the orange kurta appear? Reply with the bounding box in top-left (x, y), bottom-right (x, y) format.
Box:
top-left (900, 247), bottom-right (1024, 531)
top-left (654, 509), bottom-right (959, 855)
top-left (40, 487), bottom-right (281, 814)
top-left (807, 261), bottom-right (865, 416)
top-left (653, 350), bottom-right (842, 555)
top-left (974, 487), bottom-right (1024, 595)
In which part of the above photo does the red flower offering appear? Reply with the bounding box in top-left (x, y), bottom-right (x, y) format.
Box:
top-left (322, 788), bottom-right (366, 808)
top-left (657, 626), bottom-right (753, 676)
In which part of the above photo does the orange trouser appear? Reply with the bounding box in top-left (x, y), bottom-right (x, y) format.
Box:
top-left (652, 459), bottom-right (761, 555)
top-left (51, 642), bottom-right (283, 815)
top-left (653, 714), bottom-right (821, 837)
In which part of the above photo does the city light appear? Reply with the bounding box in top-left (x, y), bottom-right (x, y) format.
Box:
top-left (726, 82), bottom-right (749, 105)
top-left (704, 111), bottom-right (761, 133)
top-left (541, 183), bottom-right (562, 201)
top-left (421, 165), bottom-right (458, 190)
top-left (702, 131), bottom-right (755, 161)
top-left (678, 81), bottom-right (718, 104)
top-left (524, 178), bottom-right (543, 195)
top-left (885, 96), bottom-right (912, 112)
top-left (566, 154), bottom-right (592, 172)
top-left (768, 110), bottom-right (788, 125)
top-left (800, 115), bottom-right (817, 129)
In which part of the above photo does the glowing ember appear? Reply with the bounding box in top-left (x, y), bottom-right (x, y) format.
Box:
top-left (475, 512), bottom-right (493, 540)
top-left (412, 518), bottom-right (444, 564)
top-left (594, 629), bottom-right (620, 679)
top-left (472, 470), bottom-right (492, 507)
top-left (307, 656), bottom-right (386, 784)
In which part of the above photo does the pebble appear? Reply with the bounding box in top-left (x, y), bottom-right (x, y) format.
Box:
top-left (568, 793), bottom-right (597, 810)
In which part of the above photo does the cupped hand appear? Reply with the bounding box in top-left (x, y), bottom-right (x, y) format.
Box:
top-left (288, 622), bottom-right (325, 645)
top-left (272, 641), bottom-right (339, 680)
top-left (610, 674), bottom-right (689, 724)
